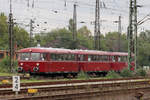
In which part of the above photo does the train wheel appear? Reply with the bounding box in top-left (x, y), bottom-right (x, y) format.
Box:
top-left (72, 73), bottom-right (77, 78)
top-left (63, 74), bottom-right (68, 78)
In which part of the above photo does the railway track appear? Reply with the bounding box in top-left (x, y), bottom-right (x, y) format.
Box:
top-left (0, 77), bottom-right (146, 88)
top-left (3, 83), bottom-right (150, 100)
top-left (0, 75), bottom-right (29, 81)
top-left (0, 77), bottom-right (150, 100)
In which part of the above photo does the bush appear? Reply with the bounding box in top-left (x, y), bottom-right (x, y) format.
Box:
top-left (120, 68), bottom-right (133, 77)
top-left (135, 68), bottom-right (147, 77)
top-left (77, 71), bottom-right (89, 79)
top-left (106, 71), bottom-right (121, 79)
top-left (0, 56), bottom-right (18, 73)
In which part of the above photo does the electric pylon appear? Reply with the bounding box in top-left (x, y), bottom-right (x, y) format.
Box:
top-left (73, 4), bottom-right (77, 41)
top-left (94, 0), bottom-right (101, 50)
top-left (9, 0), bottom-right (14, 72)
top-left (128, 0), bottom-right (137, 71)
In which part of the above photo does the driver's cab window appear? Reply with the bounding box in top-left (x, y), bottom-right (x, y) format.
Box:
top-left (112, 56), bottom-right (115, 62)
top-left (40, 53), bottom-right (48, 61)
top-left (31, 53), bottom-right (40, 61)
top-left (78, 55), bottom-right (85, 61)
top-left (118, 56), bottom-right (121, 62)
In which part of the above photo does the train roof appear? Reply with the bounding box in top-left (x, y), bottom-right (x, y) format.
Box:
top-left (18, 47), bottom-right (128, 56)
top-left (75, 49), bottom-right (128, 56)
top-left (18, 47), bottom-right (77, 54)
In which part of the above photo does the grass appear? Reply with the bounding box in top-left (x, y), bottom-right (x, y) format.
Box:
top-left (20, 77), bottom-right (104, 83)
top-left (0, 72), bottom-right (17, 76)
top-left (0, 69), bottom-right (145, 84)
top-left (0, 72), bottom-right (115, 84)
top-left (21, 79), bottom-right (50, 83)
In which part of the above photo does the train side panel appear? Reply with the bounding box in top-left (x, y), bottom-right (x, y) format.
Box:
top-left (79, 62), bottom-right (129, 72)
top-left (79, 62), bottom-right (111, 72)
top-left (111, 62), bottom-right (128, 71)
top-left (50, 61), bottom-right (78, 73)
top-left (19, 61), bottom-right (49, 73)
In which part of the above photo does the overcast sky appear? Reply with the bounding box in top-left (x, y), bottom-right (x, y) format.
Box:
top-left (0, 0), bottom-right (150, 35)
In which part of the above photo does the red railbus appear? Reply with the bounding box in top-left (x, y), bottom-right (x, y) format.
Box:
top-left (17, 47), bottom-right (133, 76)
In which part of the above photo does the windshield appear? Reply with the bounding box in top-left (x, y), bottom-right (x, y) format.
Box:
top-left (31, 53), bottom-right (41, 61)
top-left (19, 53), bottom-right (48, 61)
top-left (20, 53), bottom-right (30, 61)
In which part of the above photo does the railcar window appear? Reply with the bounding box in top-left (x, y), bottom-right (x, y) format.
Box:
top-left (31, 53), bottom-right (40, 61)
top-left (101, 56), bottom-right (105, 61)
top-left (63, 54), bottom-right (68, 60)
top-left (59, 54), bottom-right (64, 61)
top-left (118, 57), bottom-right (120, 62)
top-left (101, 56), bottom-right (107, 61)
top-left (88, 55), bottom-right (109, 61)
top-left (124, 56), bottom-right (127, 61)
top-left (51, 54), bottom-right (75, 61)
top-left (40, 53), bottom-right (48, 61)
top-left (20, 53), bottom-right (30, 61)
top-left (88, 55), bottom-right (96, 61)
top-left (78, 55), bottom-right (85, 61)
top-left (105, 56), bottom-right (108, 61)
top-left (98, 56), bottom-right (101, 61)
top-left (93, 55), bottom-right (97, 61)
top-left (120, 56), bottom-right (127, 62)
top-left (112, 56), bottom-right (116, 62)
top-left (88, 55), bottom-right (92, 61)
top-left (51, 54), bottom-right (56, 61)
top-left (0, 53), bottom-right (4, 59)
top-left (67, 54), bottom-right (75, 61)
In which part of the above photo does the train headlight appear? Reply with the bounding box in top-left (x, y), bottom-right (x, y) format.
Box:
top-left (20, 63), bottom-right (23, 66)
top-left (33, 67), bottom-right (39, 72)
top-left (36, 63), bottom-right (39, 66)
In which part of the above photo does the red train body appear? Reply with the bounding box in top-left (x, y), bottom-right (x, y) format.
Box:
top-left (17, 47), bottom-right (134, 75)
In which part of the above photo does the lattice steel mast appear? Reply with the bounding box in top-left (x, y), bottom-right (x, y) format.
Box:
top-left (73, 4), bottom-right (77, 41)
top-left (118, 16), bottom-right (121, 52)
top-left (128, 0), bottom-right (137, 71)
top-left (9, 0), bottom-right (14, 72)
top-left (94, 0), bottom-right (101, 50)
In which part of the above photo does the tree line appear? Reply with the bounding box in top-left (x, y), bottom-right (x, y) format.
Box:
top-left (0, 13), bottom-right (149, 67)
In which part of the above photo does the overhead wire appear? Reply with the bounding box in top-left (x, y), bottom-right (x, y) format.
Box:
top-left (6, 0), bottom-right (150, 33)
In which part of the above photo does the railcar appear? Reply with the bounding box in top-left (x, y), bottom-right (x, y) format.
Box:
top-left (17, 47), bottom-right (134, 76)
top-left (76, 50), bottom-right (130, 76)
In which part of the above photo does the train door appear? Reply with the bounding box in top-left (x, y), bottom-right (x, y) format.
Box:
top-left (48, 53), bottom-right (54, 73)
top-left (77, 54), bottom-right (86, 72)
top-left (111, 56), bottom-right (120, 71)
top-left (40, 53), bottom-right (49, 73)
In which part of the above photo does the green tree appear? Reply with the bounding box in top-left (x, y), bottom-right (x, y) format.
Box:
top-left (104, 32), bottom-right (128, 52)
top-left (137, 30), bottom-right (150, 66)
top-left (0, 13), bottom-right (30, 50)
top-left (35, 19), bottom-right (94, 50)
top-left (13, 26), bottom-right (30, 48)
top-left (78, 26), bottom-right (92, 37)
top-left (0, 13), bottom-right (9, 49)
